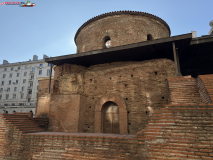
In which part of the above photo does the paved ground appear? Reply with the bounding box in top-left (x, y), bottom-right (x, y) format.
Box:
top-left (27, 132), bottom-right (135, 138)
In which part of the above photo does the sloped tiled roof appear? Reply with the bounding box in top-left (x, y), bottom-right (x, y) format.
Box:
top-left (199, 74), bottom-right (213, 102)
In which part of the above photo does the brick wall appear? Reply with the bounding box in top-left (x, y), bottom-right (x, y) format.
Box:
top-left (76, 14), bottom-right (170, 53)
top-left (2, 104), bottom-right (213, 159)
top-left (48, 94), bottom-right (87, 133)
top-left (48, 59), bottom-right (176, 134)
top-left (33, 118), bottom-right (49, 131)
top-left (167, 76), bottom-right (200, 104)
top-left (36, 78), bottom-right (54, 118)
top-left (37, 78), bottom-right (54, 97)
top-left (198, 74), bottom-right (213, 103)
top-left (197, 76), bottom-right (212, 104)
top-left (141, 104), bottom-right (213, 159)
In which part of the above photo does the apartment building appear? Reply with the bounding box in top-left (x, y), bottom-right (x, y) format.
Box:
top-left (0, 55), bottom-right (54, 116)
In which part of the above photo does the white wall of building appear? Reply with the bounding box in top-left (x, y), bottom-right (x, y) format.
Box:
top-left (0, 56), bottom-right (54, 116)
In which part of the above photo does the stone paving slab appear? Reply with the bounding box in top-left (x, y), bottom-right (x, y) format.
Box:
top-left (27, 132), bottom-right (135, 138)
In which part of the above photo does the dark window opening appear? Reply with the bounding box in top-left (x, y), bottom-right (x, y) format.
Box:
top-left (147, 34), bottom-right (153, 41)
top-left (131, 75), bottom-right (133, 77)
top-left (89, 106), bottom-right (91, 108)
top-left (127, 111), bottom-right (130, 114)
top-left (103, 36), bottom-right (111, 48)
top-left (155, 72), bottom-right (158, 75)
top-left (162, 97), bottom-right (164, 99)
top-left (126, 98), bottom-right (128, 100)
top-left (128, 123), bottom-right (131, 125)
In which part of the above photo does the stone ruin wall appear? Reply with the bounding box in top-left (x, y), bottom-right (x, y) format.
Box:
top-left (37, 58), bottom-right (176, 134)
top-left (75, 14), bottom-right (170, 53)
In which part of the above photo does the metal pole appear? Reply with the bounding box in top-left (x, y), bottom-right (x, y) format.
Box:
top-left (48, 63), bottom-right (52, 93)
top-left (172, 42), bottom-right (181, 76)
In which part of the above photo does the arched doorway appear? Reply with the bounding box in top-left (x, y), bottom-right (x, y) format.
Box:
top-left (101, 101), bottom-right (119, 134)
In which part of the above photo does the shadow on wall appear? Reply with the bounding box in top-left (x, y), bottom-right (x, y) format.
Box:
top-left (36, 112), bottom-right (48, 118)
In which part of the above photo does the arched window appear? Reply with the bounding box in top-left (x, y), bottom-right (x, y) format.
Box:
top-left (103, 36), bottom-right (111, 48)
top-left (147, 34), bottom-right (153, 41)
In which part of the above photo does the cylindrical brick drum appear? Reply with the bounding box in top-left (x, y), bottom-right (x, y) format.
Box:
top-left (75, 11), bottom-right (171, 53)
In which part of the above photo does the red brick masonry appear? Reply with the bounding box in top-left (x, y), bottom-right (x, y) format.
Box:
top-left (1, 104), bottom-right (213, 159)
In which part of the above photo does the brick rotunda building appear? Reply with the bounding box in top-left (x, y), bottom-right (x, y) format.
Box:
top-left (1, 11), bottom-right (213, 159)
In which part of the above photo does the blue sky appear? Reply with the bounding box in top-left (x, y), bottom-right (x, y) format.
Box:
top-left (0, 0), bottom-right (212, 64)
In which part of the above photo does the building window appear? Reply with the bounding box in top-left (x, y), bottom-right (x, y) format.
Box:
top-left (28, 90), bottom-right (32, 94)
top-left (18, 66), bottom-right (20, 70)
top-left (28, 98), bottom-right (31, 102)
top-left (147, 34), bottom-right (153, 41)
top-left (13, 94), bottom-right (16, 99)
top-left (3, 74), bottom-right (6, 78)
top-left (48, 63), bottom-right (51, 66)
top-left (103, 36), bottom-right (111, 48)
top-left (21, 94), bottom-right (24, 98)
top-left (23, 79), bottom-right (26, 83)
top-left (32, 67), bottom-right (35, 71)
top-left (4, 68), bottom-right (7, 71)
top-left (24, 72), bottom-right (27, 76)
top-left (11, 67), bottom-right (14, 71)
top-left (47, 69), bottom-right (50, 75)
top-left (39, 70), bottom-right (42, 75)
top-left (40, 64), bottom-right (43, 68)
top-left (14, 87), bottom-right (17, 92)
top-left (0, 88), bottom-right (3, 92)
top-left (17, 73), bottom-right (20, 77)
top-left (22, 87), bottom-right (24, 91)
top-left (0, 95), bottom-right (2, 99)
top-left (30, 75), bottom-right (34, 79)
top-left (6, 94), bottom-right (9, 99)
top-left (30, 83), bottom-right (33, 87)
top-left (1, 81), bottom-right (4, 85)
top-left (9, 80), bottom-right (11, 85)
top-left (9, 73), bottom-right (12, 78)
top-left (25, 66), bottom-right (28, 69)
top-left (7, 88), bottom-right (10, 92)
top-left (16, 80), bottom-right (19, 84)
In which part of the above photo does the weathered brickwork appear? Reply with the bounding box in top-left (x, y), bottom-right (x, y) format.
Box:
top-left (198, 74), bottom-right (213, 103)
top-left (43, 59), bottom-right (176, 134)
top-left (75, 14), bottom-right (170, 53)
top-left (167, 76), bottom-right (200, 104)
top-left (141, 104), bottom-right (213, 159)
top-left (48, 94), bottom-right (87, 133)
top-left (2, 104), bottom-right (213, 159)
top-left (37, 78), bottom-right (54, 97)
top-left (197, 76), bottom-right (212, 104)
top-left (36, 78), bottom-right (54, 118)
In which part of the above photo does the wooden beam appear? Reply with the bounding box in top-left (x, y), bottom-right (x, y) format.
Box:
top-left (172, 42), bottom-right (181, 76)
top-left (48, 63), bottom-right (52, 93)
top-left (176, 48), bottom-right (181, 76)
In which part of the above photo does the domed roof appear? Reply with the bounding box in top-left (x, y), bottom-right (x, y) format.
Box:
top-left (74, 10), bottom-right (171, 43)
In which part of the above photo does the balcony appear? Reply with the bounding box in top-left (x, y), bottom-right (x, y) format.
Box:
top-left (26, 94), bottom-right (32, 97)
top-left (30, 71), bottom-right (35, 74)
top-left (28, 86), bottom-right (32, 89)
top-left (28, 79), bottom-right (33, 82)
